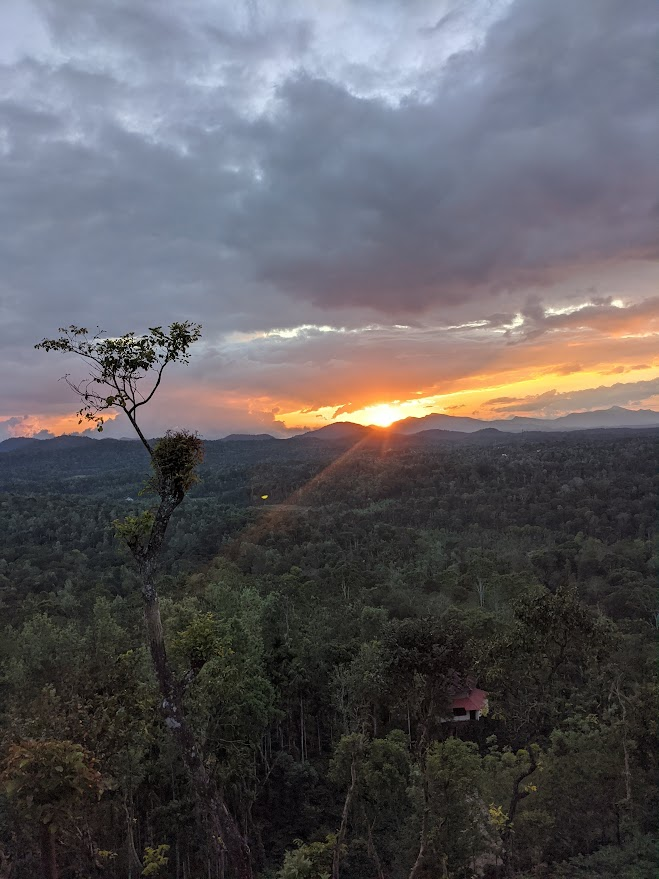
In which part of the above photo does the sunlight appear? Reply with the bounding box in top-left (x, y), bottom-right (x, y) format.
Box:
top-left (361, 403), bottom-right (406, 427)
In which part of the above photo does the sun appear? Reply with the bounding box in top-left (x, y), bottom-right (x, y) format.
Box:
top-left (362, 403), bottom-right (405, 428)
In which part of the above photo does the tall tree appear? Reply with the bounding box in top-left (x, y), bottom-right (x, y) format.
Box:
top-left (376, 617), bottom-right (470, 879)
top-left (35, 324), bottom-right (253, 878)
top-left (479, 586), bottom-right (613, 744)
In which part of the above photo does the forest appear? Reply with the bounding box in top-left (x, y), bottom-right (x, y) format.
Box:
top-left (0, 428), bottom-right (657, 878)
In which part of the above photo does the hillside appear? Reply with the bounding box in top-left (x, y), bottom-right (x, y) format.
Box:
top-left (0, 428), bottom-right (656, 879)
top-left (384, 405), bottom-right (659, 435)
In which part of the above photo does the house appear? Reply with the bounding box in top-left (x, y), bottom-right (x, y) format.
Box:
top-left (444, 687), bottom-right (488, 722)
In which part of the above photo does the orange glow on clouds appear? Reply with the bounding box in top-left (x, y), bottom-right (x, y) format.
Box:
top-left (279, 362), bottom-right (659, 430)
top-left (4, 412), bottom-right (119, 438)
top-left (9, 330), bottom-right (659, 439)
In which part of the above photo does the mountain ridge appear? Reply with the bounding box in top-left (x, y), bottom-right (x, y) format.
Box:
top-left (2, 406), bottom-right (658, 450)
top-left (220, 433), bottom-right (277, 442)
top-left (300, 406), bottom-right (659, 439)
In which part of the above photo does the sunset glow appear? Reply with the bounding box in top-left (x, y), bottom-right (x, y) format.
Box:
top-left (356, 403), bottom-right (409, 428)
top-left (1, 0), bottom-right (658, 443)
top-left (273, 357), bottom-right (659, 434)
top-left (9, 353), bottom-right (658, 441)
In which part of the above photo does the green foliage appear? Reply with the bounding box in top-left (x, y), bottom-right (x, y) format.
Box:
top-left (327, 733), bottom-right (364, 786)
top-left (114, 510), bottom-right (156, 552)
top-left (35, 322), bottom-right (202, 433)
top-left (148, 430), bottom-right (205, 498)
top-left (379, 615), bottom-right (470, 751)
top-left (0, 432), bottom-right (656, 878)
top-left (329, 730), bottom-right (411, 812)
top-left (171, 612), bottom-right (229, 668)
top-left (521, 834), bottom-right (659, 879)
top-left (278, 835), bottom-right (335, 879)
top-left (479, 585), bottom-right (614, 741)
top-left (1, 739), bottom-right (102, 831)
top-left (423, 737), bottom-right (492, 875)
top-left (142, 843), bottom-right (170, 875)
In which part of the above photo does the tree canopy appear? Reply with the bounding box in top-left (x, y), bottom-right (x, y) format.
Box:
top-left (35, 322), bottom-right (201, 449)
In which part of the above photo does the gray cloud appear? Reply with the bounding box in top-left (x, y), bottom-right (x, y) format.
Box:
top-left (1, 0), bottom-right (657, 330)
top-left (486, 396), bottom-right (522, 405)
top-left (1, 0), bottom-right (658, 433)
top-left (233, 0), bottom-right (659, 311)
top-left (492, 378), bottom-right (659, 416)
top-left (509, 296), bottom-right (659, 342)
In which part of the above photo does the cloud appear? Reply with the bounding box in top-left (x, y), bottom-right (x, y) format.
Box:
top-left (1, 0), bottom-right (658, 331)
top-left (486, 396), bottom-right (523, 405)
top-left (332, 403), bottom-right (355, 419)
top-left (550, 363), bottom-right (584, 376)
top-left (232, 0), bottom-right (659, 312)
top-left (0, 415), bottom-right (54, 440)
top-left (491, 378), bottom-right (659, 416)
top-left (0, 0), bottom-right (658, 433)
top-left (509, 296), bottom-right (659, 342)
top-left (493, 389), bottom-right (559, 413)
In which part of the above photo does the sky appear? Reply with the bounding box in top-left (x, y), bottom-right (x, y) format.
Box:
top-left (1, 0), bottom-right (658, 439)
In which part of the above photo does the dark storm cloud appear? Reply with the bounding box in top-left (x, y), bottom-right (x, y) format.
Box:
top-left (1, 0), bottom-right (657, 337)
top-left (235, 0), bottom-right (659, 311)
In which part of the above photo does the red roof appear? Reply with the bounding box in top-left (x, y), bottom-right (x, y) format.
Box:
top-left (452, 688), bottom-right (488, 712)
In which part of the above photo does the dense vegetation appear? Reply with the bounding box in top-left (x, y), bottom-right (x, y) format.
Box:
top-left (0, 430), bottom-right (657, 878)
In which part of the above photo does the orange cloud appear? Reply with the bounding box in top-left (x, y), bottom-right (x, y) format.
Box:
top-left (0, 412), bottom-right (119, 440)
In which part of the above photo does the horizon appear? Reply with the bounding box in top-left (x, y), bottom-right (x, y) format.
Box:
top-left (1, 1), bottom-right (658, 439)
top-left (3, 404), bottom-right (659, 443)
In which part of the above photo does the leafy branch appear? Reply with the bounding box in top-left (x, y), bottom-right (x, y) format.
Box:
top-left (35, 322), bottom-right (201, 453)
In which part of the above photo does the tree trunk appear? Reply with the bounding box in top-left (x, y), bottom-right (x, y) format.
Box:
top-left (501, 748), bottom-right (537, 878)
top-left (124, 797), bottom-right (143, 877)
top-left (476, 576), bottom-right (486, 608)
top-left (408, 794), bottom-right (429, 879)
top-left (332, 756), bottom-right (358, 879)
top-left (362, 808), bottom-right (385, 879)
top-left (40, 824), bottom-right (57, 879)
top-left (142, 580), bottom-right (252, 878)
top-left (116, 445), bottom-right (253, 877)
top-left (613, 683), bottom-right (632, 805)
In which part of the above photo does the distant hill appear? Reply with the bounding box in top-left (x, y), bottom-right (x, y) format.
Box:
top-left (0, 434), bottom-right (97, 453)
top-left (392, 414), bottom-right (500, 434)
top-left (44, 435), bottom-right (97, 448)
top-left (0, 437), bottom-right (39, 453)
top-left (291, 407), bottom-right (659, 439)
top-left (549, 406), bottom-right (659, 429)
top-left (297, 422), bottom-right (375, 441)
top-left (387, 406), bottom-right (659, 435)
top-left (3, 407), bottom-right (658, 451)
top-left (2, 426), bottom-right (659, 499)
top-left (220, 433), bottom-right (276, 442)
